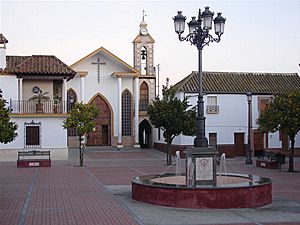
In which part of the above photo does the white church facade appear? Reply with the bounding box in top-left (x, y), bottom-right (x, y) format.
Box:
top-left (67, 19), bottom-right (156, 148)
top-left (0, 19), bottom-right (157, 160)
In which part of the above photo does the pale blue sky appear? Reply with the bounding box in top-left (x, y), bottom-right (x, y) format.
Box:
top-left (1, 0), bottom-right (300, 85)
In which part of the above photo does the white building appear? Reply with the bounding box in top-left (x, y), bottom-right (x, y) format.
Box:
top-left (154, 71), bottom-right (300, 158)
top-left (66, 18), bottom-right (156, 148)
top-left (0, 34), bottom-right (76, 160)
top-left (0, 18), bottom-right (157, 160)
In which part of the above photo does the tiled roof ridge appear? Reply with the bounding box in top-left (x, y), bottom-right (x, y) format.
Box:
top-left (202, 71), bottom-right (298, 76)
top-left (3, 55), bottom-right (76, 77)
top-left (171, 71), bottom-right (195, 91)
top-left (171, 70), bottom-right (300, 94)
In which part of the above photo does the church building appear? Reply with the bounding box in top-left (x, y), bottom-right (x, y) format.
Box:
top-left (66, 18), bottom-right (156, 149)
top-left (0, 18), bottom-right (157, 160)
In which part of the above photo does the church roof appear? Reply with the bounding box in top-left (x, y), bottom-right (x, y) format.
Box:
top-left (171, 71), bottom-right (300, 95)
top-left (1, 55), bottom-right (76, 78)
top-left (132, 33), bottom-right (155, 43)
top-left (70, 47), bottom-right (140, 75)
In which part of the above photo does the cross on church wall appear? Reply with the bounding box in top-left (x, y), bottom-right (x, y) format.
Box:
top-left (91, 58), bottom-right (106, 83)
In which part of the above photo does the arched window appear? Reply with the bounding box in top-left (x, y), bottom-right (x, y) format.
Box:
top-left (67, 89), bottom-right (77, 112)
top-left (140, 81), bottom-right (149, 111)
top-left (122, 90), bottom-right (132, 136)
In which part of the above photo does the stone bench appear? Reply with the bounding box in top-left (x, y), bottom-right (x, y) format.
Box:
top-left (17, 150), bottom-right (51, 167)
top-left (256, 152), bottom-right (285, 171)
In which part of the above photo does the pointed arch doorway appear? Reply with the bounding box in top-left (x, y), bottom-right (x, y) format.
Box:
top-left (87, 94), bottom-right (112, 146)
top-left (139, 119), bottom-right (152, 148)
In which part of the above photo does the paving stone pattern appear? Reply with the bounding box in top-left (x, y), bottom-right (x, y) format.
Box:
top-left (1, 148), bottom-right (300, 225)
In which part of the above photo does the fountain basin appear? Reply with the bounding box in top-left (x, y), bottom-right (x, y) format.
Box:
top-left (132, 173), bottom-right (272, 209)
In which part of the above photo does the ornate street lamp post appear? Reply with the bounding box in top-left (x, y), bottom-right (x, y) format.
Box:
top-left (173, 7), bottom-right (226, 187)
top-left (246, 92), bottom-right (253, 164)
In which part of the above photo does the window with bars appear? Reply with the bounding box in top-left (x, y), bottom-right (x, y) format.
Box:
top-left (67, 89), bottom-right (77, 112)
top-left (206, 96), bottom-right (219, 113)
top-left (122, 90), bottom-right (132, 136)
top-left (25, 122), bottom-right (41, 148)
top-left (67, 127), bottom-right (77, 137)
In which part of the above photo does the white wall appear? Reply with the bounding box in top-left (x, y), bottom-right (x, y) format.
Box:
top-left (70, 51), bottom-right (136, 139)
top-left (173, 93), bottom-right (249, 145)
top-left (0, 117), bottom-right (68, 160)
top-left (23, 80), bottom-right (54, 100)
top-left (0, 75), bottom-right (18, 100)
top-left (155, 91), bottom-right (300, 149)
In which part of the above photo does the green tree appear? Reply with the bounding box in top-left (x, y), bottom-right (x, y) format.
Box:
top-left (148, 90), bottom-right (196, 165)
top-left (63, 102), bottom-right (100, 166)
top-left (0, 98), bottom-right (18, 144)
top-left (257, 90), bottom-right (300, 172)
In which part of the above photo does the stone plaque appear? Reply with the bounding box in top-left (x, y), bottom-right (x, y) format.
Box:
top-left (29, 162), bottom-right (39, 167)
top-left (196, 157), bottom-right (213, 181)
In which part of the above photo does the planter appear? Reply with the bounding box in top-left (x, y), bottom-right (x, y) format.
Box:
top-left (36, 102), bottom-right (44, 113)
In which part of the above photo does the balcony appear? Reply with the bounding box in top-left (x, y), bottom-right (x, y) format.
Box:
top-left (10, 100), bottom-right (67, 114)
top-left (206, 105), bottom-right (219, 114)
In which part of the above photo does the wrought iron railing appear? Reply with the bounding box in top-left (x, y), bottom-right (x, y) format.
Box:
top-left (10, 100), bottom-right (67, 114)
top-left (206, 105), bottom-right (219, 113)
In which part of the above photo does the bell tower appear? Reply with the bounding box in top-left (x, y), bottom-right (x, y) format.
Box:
top-left (133, 16), bottom-right (155, 76)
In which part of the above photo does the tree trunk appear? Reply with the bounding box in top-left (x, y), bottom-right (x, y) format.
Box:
top-left (288, 137), bottom-right (295, 172)
top-left (167, 142), bottom-right (172, 165)
top-left (79, 135), bottom-right (83, 167)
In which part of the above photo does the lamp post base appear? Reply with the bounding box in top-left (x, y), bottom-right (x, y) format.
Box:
top-left (245, 158), bottom-right (253, 165)
top-left (185, 146), bottom-right (218, 187)
top-left (194, 137), bottom-right (208, 148)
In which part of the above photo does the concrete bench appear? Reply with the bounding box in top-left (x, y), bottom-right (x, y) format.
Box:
top-left (17, 150), bottom-right (51, 167)
top-left (256, 152), bottom-right (285, 171)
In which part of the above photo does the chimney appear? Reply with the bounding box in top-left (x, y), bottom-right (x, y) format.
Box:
top-left (0, 34), bottom-right (8, 70)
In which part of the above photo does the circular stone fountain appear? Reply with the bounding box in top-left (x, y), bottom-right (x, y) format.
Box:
top-left (132, 173), bottom-right (272, 209)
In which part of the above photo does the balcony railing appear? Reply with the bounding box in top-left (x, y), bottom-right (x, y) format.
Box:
top-left (139, 99), bottom-right (149, 111)
top-left (206, 105), bottom-right (219, 114)
top-left (10, 100), bottom-right (67, 114)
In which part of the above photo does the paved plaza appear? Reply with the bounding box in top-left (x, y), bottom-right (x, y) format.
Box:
top-left (1, 148), bottom-right (300, 225)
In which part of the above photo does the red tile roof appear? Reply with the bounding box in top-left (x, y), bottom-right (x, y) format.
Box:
top-left (171, 71), bottom-right (300, 95)
top-left (1, 55), bottom-right (76, 78)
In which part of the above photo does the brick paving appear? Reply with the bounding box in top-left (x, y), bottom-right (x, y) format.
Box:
top-left (0, 162), bottom-right (140, 225)
top-left (1, 148), bottom-right (300, 225)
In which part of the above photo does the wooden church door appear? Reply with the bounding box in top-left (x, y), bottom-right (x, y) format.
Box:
top-left (87, 95), bottom-right (111, 146)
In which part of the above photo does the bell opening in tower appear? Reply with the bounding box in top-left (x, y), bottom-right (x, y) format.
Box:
top-left (141, 46), bottom-right (147, 75)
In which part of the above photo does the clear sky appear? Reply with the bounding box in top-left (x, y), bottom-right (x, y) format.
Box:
top-left (1, 0), bottom-right (300, 86)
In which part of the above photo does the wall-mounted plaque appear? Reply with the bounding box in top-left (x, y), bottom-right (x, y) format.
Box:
top-left (195, 157), bottom-right (213, 181)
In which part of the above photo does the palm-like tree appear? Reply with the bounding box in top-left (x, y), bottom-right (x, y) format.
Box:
top-left (29, 90), bottom-right (50, 103)
top-left (29, 90), bottom-right (50, 113)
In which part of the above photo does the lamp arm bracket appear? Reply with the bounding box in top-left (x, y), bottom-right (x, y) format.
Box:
top-left (177, 31), bottom-right (222, 50)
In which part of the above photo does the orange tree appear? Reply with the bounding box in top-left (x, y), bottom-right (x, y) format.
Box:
top-left (0, 97), bottom-right (18, 144)
top-left (148, 90), bottom-right (196, 165)
top-left (63, 102), bottom-right (100, 166)
top-left (257, 90), bottom-right (300, 172)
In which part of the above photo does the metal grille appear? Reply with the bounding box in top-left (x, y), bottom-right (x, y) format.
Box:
top-left (67, 128), bottom-right (77, 137)
top-left (67, 89), bottom-right (77, 112)
top-left (24, 122), bottom-right (41, 148)
top-left (122, 90), bottom-right (132, 136)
